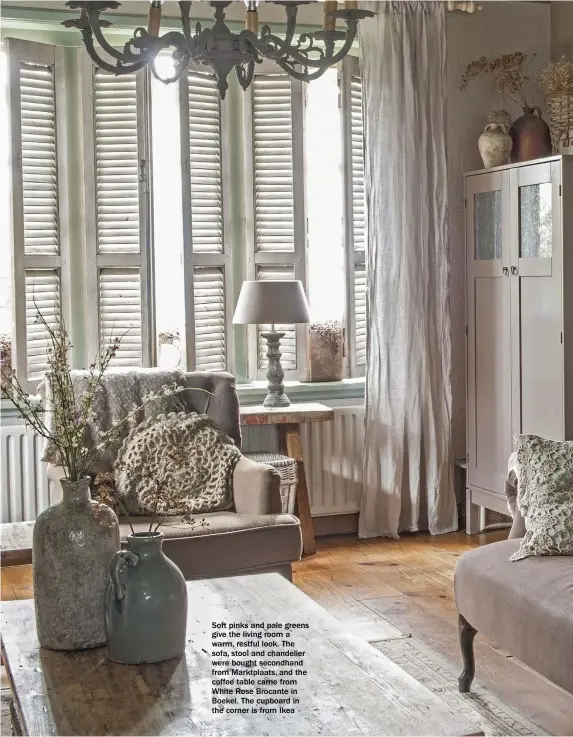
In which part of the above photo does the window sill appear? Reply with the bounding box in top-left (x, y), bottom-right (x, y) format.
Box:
top-left (236, 378), bottom-right (365, 407)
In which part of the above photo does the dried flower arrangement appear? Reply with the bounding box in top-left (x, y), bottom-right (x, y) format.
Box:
top-left (310, 320), bottom-right (343, 354)
top-left (3, 310), bottom-right (192, 483)
top-left (487, 109), bottom-right (513, 129)
top-left (461, 52), bottom-right (536, 109)
top-left (538, 56), bottom-right (573, 95)
top-left (0, 333), bottom-right (12, 397)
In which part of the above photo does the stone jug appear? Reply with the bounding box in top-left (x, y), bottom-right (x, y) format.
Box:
top-left (478, 123), bottom-right (512, 168)
top-left (33, 477), bottom-right (119, 650)
top-left (510, 107), bottom-right (552, 162)
top-left (106, 531), bottom-right (188, 664)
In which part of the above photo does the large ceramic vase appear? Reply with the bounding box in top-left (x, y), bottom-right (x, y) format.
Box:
top-left (478, 123), bottom-right (512, 168)
top-left (509, 107), bottom-right (552, 162)
top-left (106, 532), bottom-right (188, 664)
top-left (33, 477), bottom-right (119, 650)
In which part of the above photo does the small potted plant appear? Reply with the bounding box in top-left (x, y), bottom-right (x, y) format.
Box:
top-left (308, 320), bottom-right (344, 382)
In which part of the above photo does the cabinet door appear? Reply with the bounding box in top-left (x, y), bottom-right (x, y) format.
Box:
top-left (510, 161), bottom-right (564, 441)
top-left (466, 171), bottom-right (513, 496)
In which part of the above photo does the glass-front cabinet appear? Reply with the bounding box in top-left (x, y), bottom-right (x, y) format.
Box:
top-left (465, 156), bottom-right (572, 533)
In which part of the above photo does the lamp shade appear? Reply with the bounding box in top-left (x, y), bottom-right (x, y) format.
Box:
top-left (233, 280), bottom-right (310, 325)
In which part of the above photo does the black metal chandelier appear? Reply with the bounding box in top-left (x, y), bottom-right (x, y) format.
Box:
top-left (63, 1), bottom-right (374, 98)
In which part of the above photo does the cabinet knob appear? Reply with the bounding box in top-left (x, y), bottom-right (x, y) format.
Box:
top-left (511, 265), bottom-right (518, 275)
top-left (502, 267), bottom-right (509, 276)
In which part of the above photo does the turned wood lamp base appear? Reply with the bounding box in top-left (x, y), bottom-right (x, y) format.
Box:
top-left (261, 328), bottom-right (291, 408)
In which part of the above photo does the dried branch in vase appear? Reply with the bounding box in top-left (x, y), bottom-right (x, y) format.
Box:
top-left (2, 309), bottom-right (208, 483)
top-left (461, 52), bottom-right (536, 110)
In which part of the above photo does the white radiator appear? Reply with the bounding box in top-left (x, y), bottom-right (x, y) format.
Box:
top-left (242, 402), bottom-right (364, 516)
top-left (1, 422), bottom-right (55, 523)
top-left (0, 403), bottom-right (364, 523)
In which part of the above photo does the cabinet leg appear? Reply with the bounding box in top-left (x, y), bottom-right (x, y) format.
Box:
top-left (465, 488), bottom-right (481, 535)
top-left (277, 423), bottom-right (316, 557)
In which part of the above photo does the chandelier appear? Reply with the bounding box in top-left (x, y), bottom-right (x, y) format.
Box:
top-left (63, 1), bottom-right (374, 98)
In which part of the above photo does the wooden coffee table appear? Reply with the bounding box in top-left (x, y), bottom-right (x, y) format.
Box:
top-left (1, 573), bottom-right (480, 736)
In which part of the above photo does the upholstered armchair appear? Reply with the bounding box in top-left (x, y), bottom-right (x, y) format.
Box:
top-left (46, 370), bottom-right (302, 581)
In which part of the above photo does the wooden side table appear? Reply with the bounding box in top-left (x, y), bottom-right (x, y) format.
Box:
top-left (240, 402), bottom-right (334, 556)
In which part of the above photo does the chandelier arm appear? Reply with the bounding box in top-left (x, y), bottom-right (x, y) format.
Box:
top-left (237, 4), bottom-right (298, 61)
top-left (276, 61), bottom-right (330, 83)
top-left (81, 32), bottom-right (149, 75)
top-left (87, 8), bottom-right (126, 61)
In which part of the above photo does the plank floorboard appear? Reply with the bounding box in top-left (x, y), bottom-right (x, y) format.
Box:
top-left (3, 532), bottom-right (572, 735)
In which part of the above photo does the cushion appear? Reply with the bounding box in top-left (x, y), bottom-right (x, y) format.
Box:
top-left (455, 539), bottom-right (573, 695)
top-left (118, 512), bottom-right (302, 579)
top-left (511, 434), bottom-right (573, 561)
top-left (115, 412), bottom-right (241, 516)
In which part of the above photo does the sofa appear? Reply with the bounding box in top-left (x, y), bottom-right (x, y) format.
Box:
top-left (47, 371), bottom-right (303, 581)
top-left (454, 464), bottom-right (573, 695)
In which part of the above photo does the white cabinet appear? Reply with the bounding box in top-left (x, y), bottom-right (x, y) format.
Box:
top-left (465, 155), bottom-right (573, 532)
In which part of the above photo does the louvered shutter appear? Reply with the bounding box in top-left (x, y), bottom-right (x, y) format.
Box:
top-left (6, 40), bottom-right (69, 393)
top-left (341, 57), bottom-right (366, 377)
top-left (179, 68), bottom-right (232, 372)
top-left (244, 66), bottom-right (308, 380)
top-left (82, 59), bottom-right (153, 368)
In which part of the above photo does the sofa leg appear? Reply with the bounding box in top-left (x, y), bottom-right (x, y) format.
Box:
top-left (458, 613), bottom-right (477, 693)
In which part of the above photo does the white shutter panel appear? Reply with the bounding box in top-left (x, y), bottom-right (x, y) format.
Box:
top-left (341, 57), bottom-right (366, 377)
top-left (7, 40), bottom-right (69, 393)
top-left (83, 60), bottom-right (153, 368)
top-left (193, 267), bottom-right (226, 371)
top-left (252, 76), bottom-right (295, 252)
top-left (98, 268), bottom-right (142, 366)
top-left (244, 66), bottom-right (307, 380)
top-left (25, 270), bottom-right (60, 381)
top-left (180, 68), bottom-right (232, 372)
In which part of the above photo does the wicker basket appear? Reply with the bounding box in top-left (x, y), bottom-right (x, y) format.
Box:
top-left (546, 92), bottom-right (573, 153)
top-left (243, 452), bottom-right (297, 514)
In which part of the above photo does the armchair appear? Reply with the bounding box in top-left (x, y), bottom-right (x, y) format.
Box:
top-left (46, 370), bottom-right (302, 581)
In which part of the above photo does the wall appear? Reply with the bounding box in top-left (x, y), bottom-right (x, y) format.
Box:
top-left (446, 1), bottom-right (551, 460)
top-left (551, 2), bottom-right (573, 60)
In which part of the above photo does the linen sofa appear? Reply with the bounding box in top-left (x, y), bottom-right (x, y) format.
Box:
top-left (47, 370), bottom-right (302, 581)
top-left (454, 465), bottom-right (573, 695)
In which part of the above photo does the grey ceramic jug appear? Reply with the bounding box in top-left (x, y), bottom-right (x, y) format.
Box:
top-left (105, 531), bottom-right (188, 664)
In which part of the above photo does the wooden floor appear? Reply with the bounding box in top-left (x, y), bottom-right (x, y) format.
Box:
top-left (2, 530), bottom-right (573, 734)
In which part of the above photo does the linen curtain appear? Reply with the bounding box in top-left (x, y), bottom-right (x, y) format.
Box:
top-left (358, 1), bottom-right (457, 537)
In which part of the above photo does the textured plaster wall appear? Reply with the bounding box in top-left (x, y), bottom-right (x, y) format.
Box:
top-left (551, 2), bottom-right (573, 60)
top-left (446, 2), bottom-right (551, 459)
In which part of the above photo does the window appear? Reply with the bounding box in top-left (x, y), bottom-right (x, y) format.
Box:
top-left (3, 40), bottom-right (365, 389)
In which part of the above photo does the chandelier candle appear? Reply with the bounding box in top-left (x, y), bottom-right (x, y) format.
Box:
top-left (62, 1), bottom-right (374, 98)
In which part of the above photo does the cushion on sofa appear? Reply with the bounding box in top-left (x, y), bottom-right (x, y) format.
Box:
top-left (455, 538), bottom-right (573, 694)
top-left (119, 512), bottom-right (302, 579)
top-left (511, 434), bottom-right (573, 561)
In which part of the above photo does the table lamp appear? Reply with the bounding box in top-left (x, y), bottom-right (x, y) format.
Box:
top-left (233, 280), bottom-right (310, 408)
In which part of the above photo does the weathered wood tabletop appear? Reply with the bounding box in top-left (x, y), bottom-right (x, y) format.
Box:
top-left (1, 573), bottom-right (480, 736)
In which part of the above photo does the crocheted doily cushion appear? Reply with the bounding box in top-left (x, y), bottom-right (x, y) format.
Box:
top-left (115, 412), bottom-right (241, 516)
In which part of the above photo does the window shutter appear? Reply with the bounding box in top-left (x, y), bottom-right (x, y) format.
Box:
top-left (82, 59), bottom-right (154, 368)
top-left (341, 57), bottom-right (366, 377)
top-left (179, 68), bottom-right (232, 372)
top-left (6, 39), bottom-right (69, 393)
top-left (244, 66), bottom-right (308, 380)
